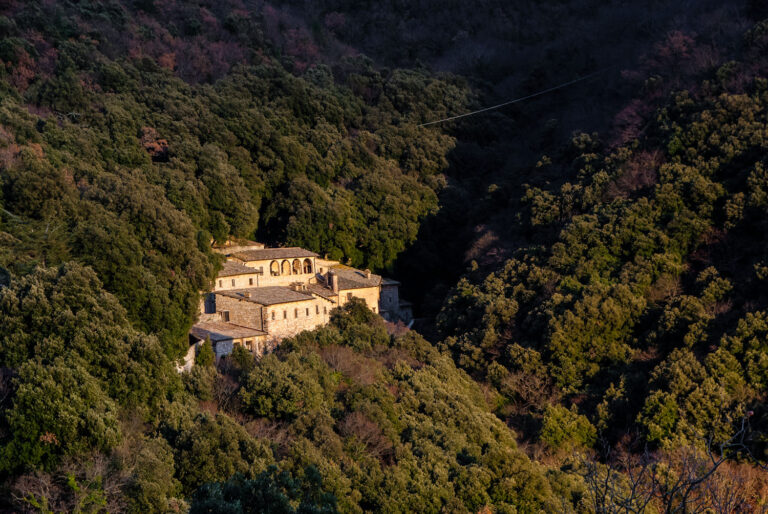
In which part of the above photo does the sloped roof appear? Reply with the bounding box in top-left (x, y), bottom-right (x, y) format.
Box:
top-left (212, 238), bottom-right (264, 249)
top-left (215, 286), bottom-right (314, 306)
top-left (306, 284), bottom-right (338, 302)
top-left (218, 261), bottom-right (262, 277)
top-left (230, 247), bottom-right (318, 262)
top-left (190, 322), bottom-right (266, 342)
top-left (333, 267), bottom-right (382, 290)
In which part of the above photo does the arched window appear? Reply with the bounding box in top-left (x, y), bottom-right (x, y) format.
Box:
top-left (292, 259), bottom-right (301, 274)
top-left (270, 260), bottom-right (279, 276)
top-left (303, 259), bottom-right (313, 274)
top-left (281, 260), bottom-right (291, 275)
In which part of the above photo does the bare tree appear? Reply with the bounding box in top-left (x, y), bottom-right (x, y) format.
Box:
top-left (580, 416), bottom-right (768, 513)
top-left (12, 453), bottom-right (131, 513)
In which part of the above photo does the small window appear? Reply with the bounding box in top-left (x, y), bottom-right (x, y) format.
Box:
top-left (315, 305), bottom-right (319, 314)
top-left (231, 279), bottom-right (236, 287)
top-left (283, 310), bottom-right (287, 319)
top-left (218, 280), bottom-right (222, 288)
top-left (294, 308), bottom-right (298, 318)
top-left (306, 308), bottom-right (309, 316)
top-left (249, 278), bottom-right (254, 285)
top-left (323, 306), bottom-right (327, 314)
top-left (347, 293), bottom-right (353, 301)
top-left (221, 311), bottom-right (230, 322)
top-left (271, 311), bottom-right (275, 320)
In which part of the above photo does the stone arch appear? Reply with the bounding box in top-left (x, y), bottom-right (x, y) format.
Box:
top-left (281, 260), bottom-right (291, 275)
top-left (303, 258), bottom-right (313, 274)
top-left (292, 259), bottom-right (302, 274)
top-left (270, 260), bottom-right (280, 276)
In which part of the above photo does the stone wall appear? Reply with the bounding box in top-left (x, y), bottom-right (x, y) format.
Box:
top-left (213, 335), bottom-right (269, 359)
top-left (212, 293), bottom-right (334, 344)
top-left (214, 340), bottom-right (234, 359)
top-left (177, 342), bottom-right (198, 372)
top-left (241, 257), bottom-right (318, 287)
top-left (215, 295), bottom-right (266, 331)
top-left (379, 284), bottom-right (399, 319)
top-left (214, 273), bottom-right (263, 291)
top-left (262, 298), bottom-right (330, 341)
top-left (338, 286), bottom-right (381, 314)
top-left (212, 242), bottom-right (264, 254)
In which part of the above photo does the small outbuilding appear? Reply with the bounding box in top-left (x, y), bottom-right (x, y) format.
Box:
top-left (189, 321), bottom-right (268, 361)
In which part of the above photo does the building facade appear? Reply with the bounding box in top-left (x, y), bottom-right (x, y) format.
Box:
top-left (189, 244), bottom-right (412, 362)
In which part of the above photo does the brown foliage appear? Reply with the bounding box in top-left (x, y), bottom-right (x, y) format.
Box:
top-left (157, 52), bottom-right (176, 70)
top-left (140, 127), bottom-right (169, 161)
top-left (11, 454), bottom-right (129, 513)
top-left (604, 150), bottom-right (663, 200)
top-left (245, 418), bottom-right (293, 455)
top-left (582, 419), bottom-right (768, 513)
top-left (319, 344), bottom-right (382, 385)
top-left (337, 411), bottom-right (394, 464)
top-left (213, 372), bottom-right (241, 414)
top-left (8, 49), bottom-right (35, 91)
top-left (501, 370), bottom-right (560, 417)
top-left (375, 346), bottom-right (421, 371)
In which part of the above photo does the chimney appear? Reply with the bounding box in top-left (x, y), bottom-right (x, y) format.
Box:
top-left (329, 272), bottom-right (339, 293)
top-left (364, 269), bottom-right (371, 279)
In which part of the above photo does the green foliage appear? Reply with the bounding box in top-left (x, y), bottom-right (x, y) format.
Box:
top-left (0, 263), bottom-right (180, 474)
top-left (231, 303), bottom-right (570, 511)
top-left (196, 338), bottom-right (215, 368)
top-left (190, 467), bottom-right (337, 514)
top-left (0, 263), bottom-right (178, 410)
top-left (161, 411), bottom-right (273, 494)
top-left (0, 0), bottom-right (467, 361)
top-left (3, 0), bottom-right (768, 509)
top-left (183, 365), bottom-right (216, 402)
top-left (438, 24), bottom-right (768, 453)
top-left (0, 358), bottom-right (121, 472)
top-left (230, 344), bottom-right (257, 376)
top-left (121, 436), bottom-right (184, 513)
top-left (540, 405), bottom-right (597, 453)
top-left (240, 353), bottom-right (330, 420)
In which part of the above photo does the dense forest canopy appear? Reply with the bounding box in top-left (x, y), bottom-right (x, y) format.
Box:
top-left (0, 0), bottom-right (767, 511)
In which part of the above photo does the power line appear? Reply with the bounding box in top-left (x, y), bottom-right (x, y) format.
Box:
top-left (418, 66), bottom-right (615, 127)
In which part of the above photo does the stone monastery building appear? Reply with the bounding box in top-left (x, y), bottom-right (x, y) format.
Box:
top-left (186, 240), bottom-right (412, 364)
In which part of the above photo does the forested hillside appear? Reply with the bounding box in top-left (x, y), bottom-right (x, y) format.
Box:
top-left (0, 0), bottom-right (468, 357)
top-left (1, 0), bottom-right (768, 511)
